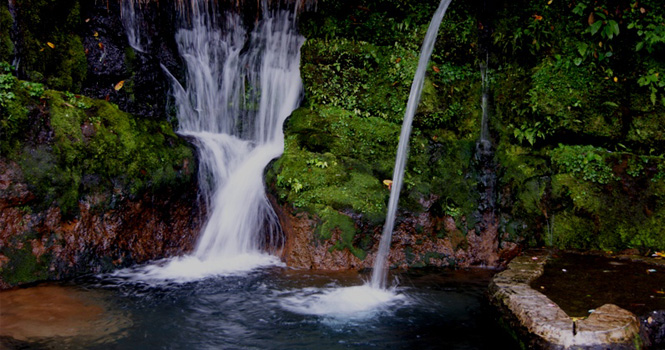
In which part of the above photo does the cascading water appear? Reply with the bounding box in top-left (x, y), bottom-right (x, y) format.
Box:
top-left (369, 0), bottom-right (453, 290)
top-left (172, 1), bottom-right (304, 260)
top-left (114, 0), bottom-right (304, 282)
top-left (479, 60), bottom-right (490, 151)
top-left (120, 0), bottom-right (150, 52)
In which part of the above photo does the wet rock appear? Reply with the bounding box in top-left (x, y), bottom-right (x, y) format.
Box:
top-left (641, 310), bottom-right (665, 348)
top-left (273, 192), bottom-right (507, 271)
top-left (79, 1), bottom-right (179, 120)
top-left (489, 252), bottom-right (645, 349)
top-left (273, 198), bottom-right (363, 270)
top-left (0, 158), bottom-right (204, 289)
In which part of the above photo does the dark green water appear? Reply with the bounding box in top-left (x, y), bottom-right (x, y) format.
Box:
top-left (0, 267), bottom-right (519, 349)
top-left (532, 253), bottom-right (665, 317)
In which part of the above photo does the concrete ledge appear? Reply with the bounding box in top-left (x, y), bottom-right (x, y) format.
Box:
top-left (489, 252), bottom-right (641, 349)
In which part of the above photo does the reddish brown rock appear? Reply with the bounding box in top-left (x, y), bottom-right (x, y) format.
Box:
top-left (273, 194), bottom-right (512, 271)
top-left (0, 158), bottom-right (203, 289)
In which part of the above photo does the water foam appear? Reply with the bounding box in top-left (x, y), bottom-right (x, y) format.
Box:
top-left (280, 284), bottom-right (407, 319)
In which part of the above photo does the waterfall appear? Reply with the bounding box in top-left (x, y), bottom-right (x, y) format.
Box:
top-left (370, 0), bottom-right (453, 290)
top-left (479, 61), bottom-right (490, 150)
top-left (120, 0), bottom-right (150, 52)
top-left (169, 1), bottom-right (304, 264)
top-left (111, 0), bottom-right (304, 282)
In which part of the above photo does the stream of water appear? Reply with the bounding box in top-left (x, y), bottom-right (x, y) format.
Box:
top-left (370, 0), bottom-right (453, 289)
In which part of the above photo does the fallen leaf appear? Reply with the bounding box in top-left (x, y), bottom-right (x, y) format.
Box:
top-left (47, 42), bottom-right (55, 49)
top-left (588, 12), bottom-right (595, 26)
top-left (652, 251), bottom-right (665, 258)
top-left (547, 0), bottom-right (553, 4)
top-left (395, 57), bottom-right (402, 63)
top-left (432, 66), bottom-right (440, 73)
top-left (613, 77), bottom-right (618, 83)
top-left (383, 179), bottom-right (393, 190)
top-left (85, 18), bottom-right (90, 23)
top-left (114, 80), bottom-right (125, 91)
top-left (533, 14), bottom-right (543, 21)
top-left (98, 42), bottom-right (104, 49)
top-left (93, 31), bottom-right (99, 37)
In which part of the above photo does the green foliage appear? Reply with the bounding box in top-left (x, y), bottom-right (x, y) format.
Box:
top-left (637, 68), bottom-right (665, 106)
top-left (550, 145), bottom-right (616, 185)
top-left (0, 73), bottom-right (30, 154)
top-left (12, 0), bottom-right (87, 91)
top-left (300, 38), bottom-right (414, 123)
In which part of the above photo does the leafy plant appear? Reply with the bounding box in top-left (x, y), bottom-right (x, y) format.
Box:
top-left (550, 145), bottom-right (617, 184)
top-left (638, 68), bottom-right (665, 106)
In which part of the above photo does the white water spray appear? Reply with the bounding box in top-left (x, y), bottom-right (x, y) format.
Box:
top-left (114, 1), bottom-right (304, 282)
top-left (370, 0), bottom-right (453, 290)
top-left (174, 1), bottom-right (304, 271)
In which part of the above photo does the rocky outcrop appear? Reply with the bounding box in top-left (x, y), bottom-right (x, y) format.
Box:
top-left (273, 195), bottom-right (520, 271)
top-left (0, 158), bottom-right (203, 289)
top-left (489, 252), bottom-right (652, 349)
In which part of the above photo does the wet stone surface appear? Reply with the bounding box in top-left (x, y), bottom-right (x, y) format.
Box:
top-left (488, 251), bottom-right (658, 349)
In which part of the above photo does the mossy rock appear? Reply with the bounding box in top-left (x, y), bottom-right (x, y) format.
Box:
top-left (0, 5), bottom-right (14, 61)
top-left (0, 244), bottom-right (50, 286)
top-left (7, 88), bottom-right (194, 215)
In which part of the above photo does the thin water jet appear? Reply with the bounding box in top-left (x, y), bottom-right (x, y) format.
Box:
top-left (370, 0), bottom-right (453, 290)
top-left (279, 0), bottom-right (454, 316)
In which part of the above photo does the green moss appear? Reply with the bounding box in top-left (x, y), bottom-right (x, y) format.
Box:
top-left (0, 245), bottom-right (49, 286)
top-left (0, 5), bottom-right (13, 61)
top-left (271, 107), bottom-right (393, 219)
top-left (11, 89), bottom-right (194, 214)
top-left (315, 206), bottom-right (365, 259)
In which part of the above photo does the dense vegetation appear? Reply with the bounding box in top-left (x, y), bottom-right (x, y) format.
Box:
top-left (269, 0), bottom-right (665, 257)
top-left (1, 0), bottom-right (665, 284)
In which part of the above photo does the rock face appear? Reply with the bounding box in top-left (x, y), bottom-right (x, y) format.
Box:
top-left (489, 252), bottom-right (648, 349)
top-left (0, 158), bottom-right (203, 289)
top-left (273, 195), bottom-right (518, 271)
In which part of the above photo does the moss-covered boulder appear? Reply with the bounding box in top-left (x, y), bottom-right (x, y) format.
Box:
top-left (0, 68), bottom-right (201, 288)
